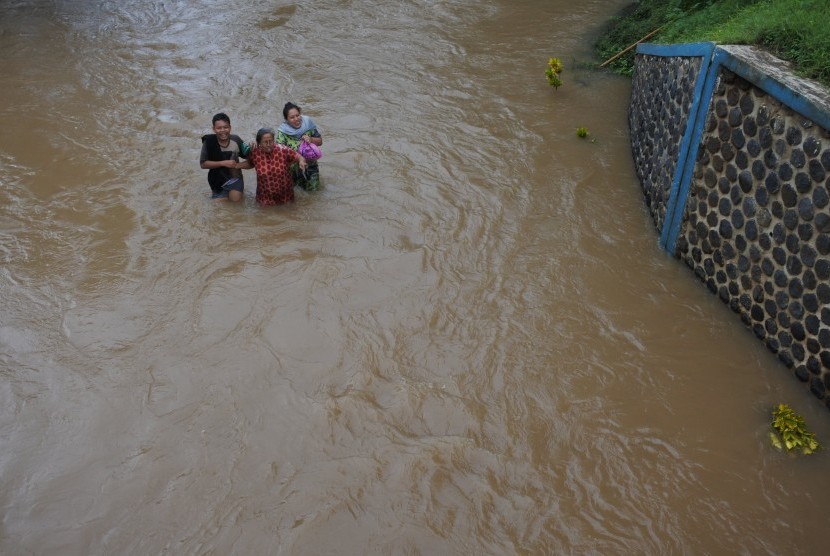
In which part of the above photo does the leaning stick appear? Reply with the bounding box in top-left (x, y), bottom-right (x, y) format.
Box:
top-left (599, 27), bottom-right (663, 67)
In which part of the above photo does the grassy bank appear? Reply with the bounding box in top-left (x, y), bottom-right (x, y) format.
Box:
top-left (595, 0), bottom-right (830, 87)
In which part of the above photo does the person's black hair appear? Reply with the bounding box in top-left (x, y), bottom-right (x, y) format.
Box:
top-left (282, 102), bottom-right (301, 120)
top-left (212, 112), bottom-right (230, 126)
top-left (256, 128), bottom-right (276, 144)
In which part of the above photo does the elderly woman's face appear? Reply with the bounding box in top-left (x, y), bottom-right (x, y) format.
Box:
top-left (258, 133), bottom-right (275, 152)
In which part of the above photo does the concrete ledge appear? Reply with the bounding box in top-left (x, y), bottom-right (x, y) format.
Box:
top-left (717, 45), bottom-right (830, 131)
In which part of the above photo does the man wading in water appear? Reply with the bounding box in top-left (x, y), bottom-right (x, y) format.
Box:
top-left (200, 112), bottom-right (251, 201)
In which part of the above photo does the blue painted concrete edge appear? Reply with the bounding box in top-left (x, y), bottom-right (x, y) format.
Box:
top-left (636, 42), bottom-right (716, 58)
top-left (663, 46), bottom-right (723, 252)
top-left (715, 48), bottom-right (830, 132)
top-left (660, 43), bottom-right (716, 250)
top-left (633, 42), bottom-right (716, 251)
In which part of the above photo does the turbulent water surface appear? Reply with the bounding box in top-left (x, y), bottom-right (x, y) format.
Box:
top-left (1, 0), bottom-right (829, 554)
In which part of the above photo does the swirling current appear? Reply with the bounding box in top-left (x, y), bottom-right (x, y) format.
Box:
top-left (1, 0), bottom-right (829, 554)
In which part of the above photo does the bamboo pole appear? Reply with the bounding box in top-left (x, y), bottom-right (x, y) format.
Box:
top-left (599, 27), bottom-right (663, 67)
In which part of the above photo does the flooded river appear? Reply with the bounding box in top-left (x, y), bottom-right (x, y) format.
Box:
top-left (1, 0), bottom-right (829, 553)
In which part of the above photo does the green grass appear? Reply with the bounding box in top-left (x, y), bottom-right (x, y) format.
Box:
top-left (595, 0), bottom-right (830, 86)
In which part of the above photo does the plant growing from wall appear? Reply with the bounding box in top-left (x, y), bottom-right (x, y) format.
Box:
top-left (546, 57), bottom-right (563, 89)
top-left (769, 403), bottom-right (820, 455)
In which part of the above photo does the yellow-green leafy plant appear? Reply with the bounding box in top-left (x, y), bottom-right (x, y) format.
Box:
top-left (770, 404), bottom-right (820, 455)
top-left (576, 127), bottom-right (589, 138)
top-left (546, 57), bottom-right (563, 89)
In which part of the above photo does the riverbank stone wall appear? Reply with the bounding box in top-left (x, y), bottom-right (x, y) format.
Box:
top-left (630, 44), bottom-right (830, 410)
top-left (629, 54), bottom-right (701, 233)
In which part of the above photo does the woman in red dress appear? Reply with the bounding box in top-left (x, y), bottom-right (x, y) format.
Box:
top-left (240, 128), bottom-right (307, 205)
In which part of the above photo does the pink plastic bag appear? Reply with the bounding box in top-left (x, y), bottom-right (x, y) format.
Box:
top-left (298, 140), bottom-right (322, 161)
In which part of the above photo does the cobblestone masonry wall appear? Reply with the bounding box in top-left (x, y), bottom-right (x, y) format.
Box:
top-left (630, 46), bottom-right (830, 409)
top-left (676, 69), bottom-right (830, 407)
top-left (629, 55), bottom-right (701, 233)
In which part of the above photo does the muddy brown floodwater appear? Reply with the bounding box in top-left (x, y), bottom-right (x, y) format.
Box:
top-left (1, 0), bottom-right (829, 554)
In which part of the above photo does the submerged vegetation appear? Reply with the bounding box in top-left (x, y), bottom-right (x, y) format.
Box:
top-left (595, 0), bottom-right (830, 87)
top-left (545, 57), bottom-right (564, 89)
top-left (770, 404), bottom-right (820, 455)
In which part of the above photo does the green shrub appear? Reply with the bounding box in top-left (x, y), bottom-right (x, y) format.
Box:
top-left (595, 0), bottom-right (830, 87)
